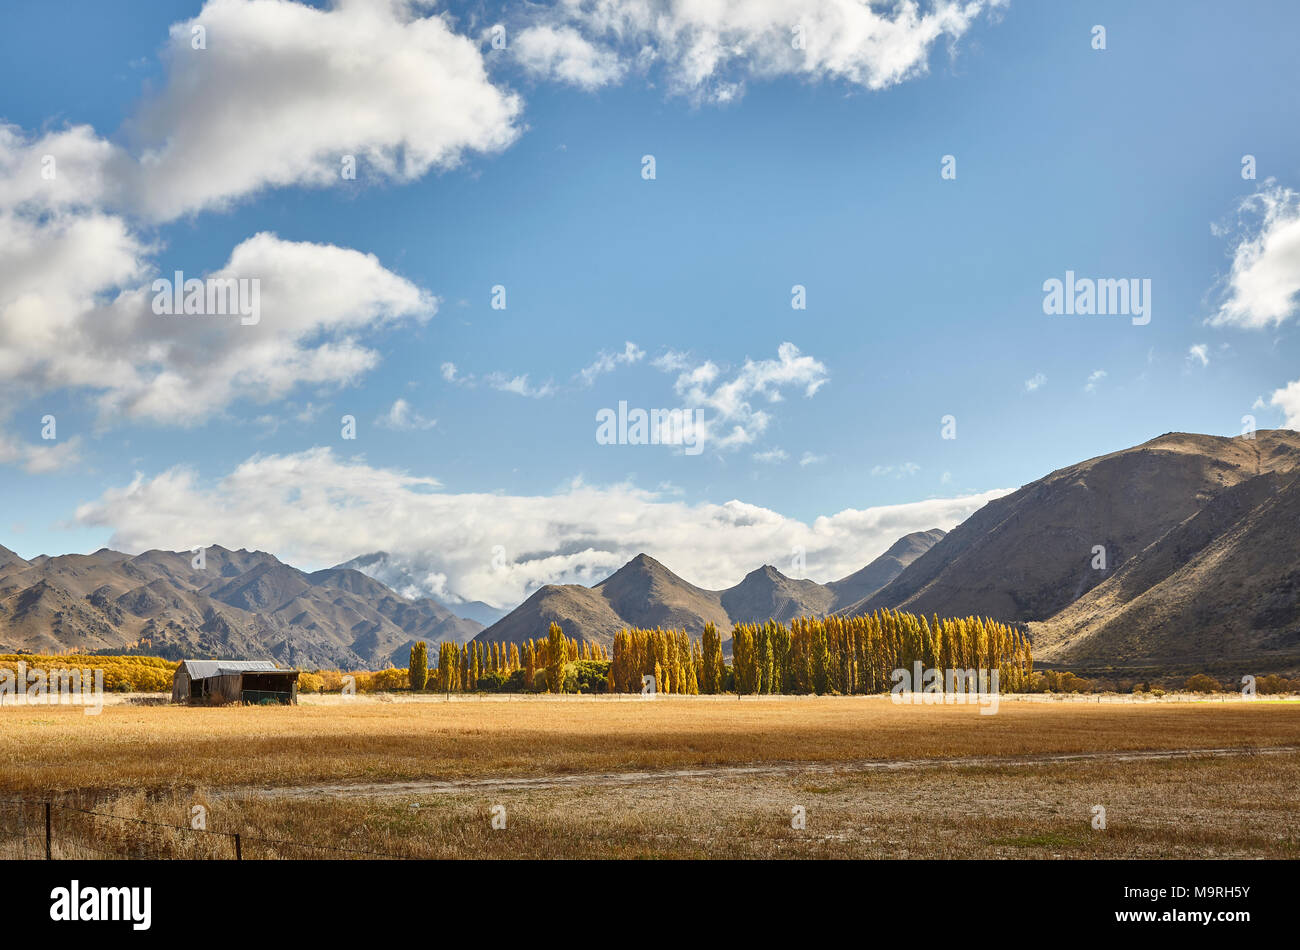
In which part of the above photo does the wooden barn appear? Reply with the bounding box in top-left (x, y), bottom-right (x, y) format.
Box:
top-left (172, 660), bottom-right (299, 706)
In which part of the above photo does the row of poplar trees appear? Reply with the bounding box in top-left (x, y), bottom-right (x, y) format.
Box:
top-left (609, 610), bottom-right (1032, 695)
top-left (409, 625), bottom-right (609, 693)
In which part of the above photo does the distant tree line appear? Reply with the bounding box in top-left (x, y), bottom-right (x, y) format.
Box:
top-left (0, 654), bottom-right (175, 692)
top-left (612, 610), bottom-right (1035, 695)
top-left (401, 626), bottom-right (611, 694)
top-left (398, 609), bottom-right (1036, 696)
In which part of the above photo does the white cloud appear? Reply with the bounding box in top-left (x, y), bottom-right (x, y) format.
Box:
top-left (75, 447), bottom-right (1012, 607)
top-left (1270, 378), bottom-right (1300, 429)
top-left (513, 24), bottom-right (627, 89)
top-left (0, 229), bottom-right (434, 427)
top-left (753, 447), bottom-right (788, 464)
top-left (1024, 372), bottom-right (1046, 392)
top-left (1187, 343), bottom-right (1210, 368)
top-left (0, 124), bottom-right (131, 213)
top-left (0, 432), bottom-right (83, 474)
top-left (660, 342), bottom-right (829, 449)
top-left (517, 0), bottom-right (1005, 102)
top-left (1084, 369), bottom-right (1106, 393)
top-left (578, 341), bottom-right (645, 386)
top-left (870, 462), bottom-right (920, 478)
top-left (1210, 183), bottom-right (1300, 329)
top-left (799, 451), bottom-right (826, 467)
top-left (0, 2), bottom-right (487, 442)
top-left (442, 363), bottom-right (555, 398)
top-left (1, 2), bottom-right (522, 223)
top-left (485, 372), bottom-right (556, 399)
top-left (377, 398), bottom-right (436, 430)
top-left (127, 0), bottom-right (522, 219)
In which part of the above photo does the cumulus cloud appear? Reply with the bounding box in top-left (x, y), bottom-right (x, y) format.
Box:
top-left (377, 398), bottom-right (436, 430)
top-left (514, 0), bottom-right (1004, 102)
top-left (0, 431), bottom-right (83, 474)
top-left (3, 2), bottom-right (522, 222)
top-left (1210, 183), bottom-right (1300, 329)
top-left (1270, 378), bottom-right (1300, 429)
top-left (75, 447), bottom-right (1011, 607)
top-left (753, 447), bottom-right (788, 463)
top-left (1024, 372), bottom-right (1046, 392)
top-left (0, 0), bottom-right (506, 450)
top-left (0, 230), bottom-right (433, 427)
top-left (659, 342), bottom-right (828, 449)
top-left (513, 23), bottom-right (627, 89)
top-left (0, 124), bottom-right (131, 213)
top-left (1186, 344), bottom-right (1210, 368)
top-left (1084, 369), bottom-right (1106, 393)
top-left (127, 0), bottom-right (522, 219)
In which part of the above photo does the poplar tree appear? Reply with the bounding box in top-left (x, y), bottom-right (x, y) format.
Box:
top-left (408, 641), bottom-right (428, 691)
top-left (546, 623), bottom-right (566, 693)
top-left (701, 623), bottom-right (723, 693)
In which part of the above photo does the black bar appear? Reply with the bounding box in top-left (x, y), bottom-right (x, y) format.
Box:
top-left (6, 859), bottom-right (1283, 937)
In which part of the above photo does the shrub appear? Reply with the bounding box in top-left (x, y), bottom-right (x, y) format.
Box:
top-left (1182, 673), bottom-right (1221, 693)
top-left (1255, 674), bottom-right (1300, 695)
top-left (297, 672), bottom-right (324, 693)
top-left (366, 668), bottom-right (407, 692)
top-left (499, 668), bottom-right (526, 693)
top-left (569, 660), bottom-right (610, 694)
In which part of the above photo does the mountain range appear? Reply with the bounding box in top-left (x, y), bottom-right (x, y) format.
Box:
top-left (476, 430), bottom-right (1300, 674)
top-left (474, 530), bottom-right (945, 648)
top-left (0, 545), bottom-right (483, 669)
top-left (854, 430), bottom-right (1300, 673)
top-left (3, 430), bottom-right (1298, 675)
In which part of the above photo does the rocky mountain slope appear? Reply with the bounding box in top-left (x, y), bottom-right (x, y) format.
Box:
top-left (851, 431), bottom-right (1300, 672)
top-left (475, 530), bottom-right (946, 648)
top-left (0, 545), bottom-right (483, 668)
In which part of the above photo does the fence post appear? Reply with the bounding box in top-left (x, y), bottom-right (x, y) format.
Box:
top-left (233, 833), bottom-right (242, 861)
top-left (44, 802), bottom-right (51, 860)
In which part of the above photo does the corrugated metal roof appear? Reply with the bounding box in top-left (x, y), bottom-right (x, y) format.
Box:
top-left (180, 660), bottom-right (288, 679)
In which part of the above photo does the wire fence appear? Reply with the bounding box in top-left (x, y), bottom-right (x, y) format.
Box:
top-left (0, 798), bottom-right (410, 860)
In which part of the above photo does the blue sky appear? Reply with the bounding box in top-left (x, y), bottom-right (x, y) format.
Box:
top-left (1, 0), bottom-right (1298, 609)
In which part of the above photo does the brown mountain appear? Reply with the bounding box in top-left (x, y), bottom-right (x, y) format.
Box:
top-left (476, 529), bottom-right (947, 648)
top-left (0, 545), bottom-right (483, 668)
top-left (1031, 467), bottom-right (1300, 672)
top-left (850, 430), bottom-right (1300, 672)
top-left (825, 528), bottom-right (946, 610)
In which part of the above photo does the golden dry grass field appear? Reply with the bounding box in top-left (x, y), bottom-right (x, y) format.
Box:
top-left (2, 694), bottom-right (1298, 859)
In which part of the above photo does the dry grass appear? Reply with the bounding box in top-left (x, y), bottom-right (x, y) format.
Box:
top-left (5, 753), bottom-right (1295, 860)
top-left (3, 694), bottom-right (1299, 797)
top-left (2, 695), bottom-right (1297, 859)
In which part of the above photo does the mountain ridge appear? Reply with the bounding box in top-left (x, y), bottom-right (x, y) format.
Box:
top-left (0, 545), bottom-right (484, 668)
top-left (475, 529), bottom-right (947, 648)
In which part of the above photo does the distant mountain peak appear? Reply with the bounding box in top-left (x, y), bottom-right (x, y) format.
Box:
top-left (0, 544), bottom-right (484, 667)
top-left (481, 528), bottom-right (948, 647)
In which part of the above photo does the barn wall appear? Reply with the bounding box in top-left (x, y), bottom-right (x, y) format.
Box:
top-left (172, 669), bottom-right (190, 703)
top-left (212, 674), bottom-right (243, 704)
